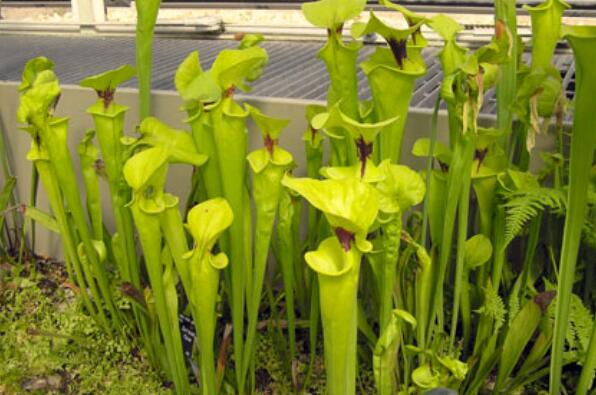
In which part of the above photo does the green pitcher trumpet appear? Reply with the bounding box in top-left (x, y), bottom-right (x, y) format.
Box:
top-left (551, 25), bottom-right (596, 395)
top-left (183, 198), bottom-right (233, 395)
top-left (360, 47), bottom-right (426, 164)
top-left (174, 47), bottom-right (268, 391)
top-left (524, 0), bottom-right (570, 72)
top-left (302, 0), bottom-right (366, 165)
top-left (428, 14), bottom-right (468, 145)
top-left (17, 61), bottom-right (118, 331)
top-left (351, 11), bottom-right (424, 70)
top-left (243, 104), bottom-right (293, 380)
top-left (175, 52), bottom-right (223, 201)
top-left (513, 0), bottom-right (568, 155)
top-left (18, 67), bottom-right (100, 324)
top-left (352, 8), bottom-right (427, 163)
top-left (282, 175), bottom-right (379, 395)
top-left (123, 117), bottom-right (207, 394)
top-left (81, 65), bottom-right (138, 286)
top-left (124, 146), bottom-right (188, 393)
top-left (210, 97), bottom-right (251, 391)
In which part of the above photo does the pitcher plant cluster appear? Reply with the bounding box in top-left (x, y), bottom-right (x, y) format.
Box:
top-left (9, 0), bottom-right (596, 393)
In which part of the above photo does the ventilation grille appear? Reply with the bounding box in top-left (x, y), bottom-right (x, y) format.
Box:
top-left (0, 35), bottom-right (577, 115)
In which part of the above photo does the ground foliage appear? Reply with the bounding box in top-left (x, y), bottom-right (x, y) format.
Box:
top-left (0, 257), bottom-right (168, 395)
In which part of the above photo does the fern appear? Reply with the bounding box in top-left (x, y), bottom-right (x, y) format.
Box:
top-left (547, 291), bottom-right (593, 358)
top-left (476, 282), bottom-right (506, 331)
top-left (501, 187), bottom-right (566, 247)
top-left (568, 294), bottom-right (594, 355)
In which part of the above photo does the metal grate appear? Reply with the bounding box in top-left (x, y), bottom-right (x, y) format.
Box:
top-left (0, 34), bottom-right (577, 114)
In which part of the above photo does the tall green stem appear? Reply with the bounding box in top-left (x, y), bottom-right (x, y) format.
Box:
top-left (211, 97), bottom-right (248, 391)
top-left (551, 25), bottom-right (596, 394)
top-left (88, 103), bottom-right (139, 287)
top-left (449, 171), bottom-right (472, 350)
top-left (135, 0), bottom-right (161, 120)
top-left (243, 165), bottom-right (286, 377)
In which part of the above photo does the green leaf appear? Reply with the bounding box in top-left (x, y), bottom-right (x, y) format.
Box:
top-left (436, 355), bottom-right (468, 381)
top-left (19, 56), bottom-right (54, 92)
top-left (352, 11), bottom-right (422, 44)
top-left (246, 103), bottom-right (290, 140)
top-left (502, 169), bottom-right (541, 191)
top-left (376, 163), bottom-right (425, 213)
top-left (210, 46), bottom-right (268, 91)
top-left (122, 146), bottom-right (168, 191)
top-left (79, 64), bottom-right (136, 93)
top-left (303, 104), bottom-right (327, 146)
top-left (174, 52), bottom-right (222, 104)
top-left (320, 160), bottom-right (385, 183)
top-left (186, 198), bottom-right (234, 258)
top-left (312, 102), bottom-right (398, 143)
top-left (17, 77), bottom-right (61, 127)
top-left (282, 175), bottom-right (379, 238)
top-left (496, 292), bottom-right (556, 389)
top-left (412, 364), bottom-right (441, 389)
top-left (412, 137), bottom-right (452, 165)
top-left (476, 127), bottom-right (506, 150)
top-left (23, 206), bottom-right (60, 234)
top-left (302, 0), bottom-right (366, 30)
top-left (378, 0), bottom-right (428, 26)
top-left (175, 52), bottom-right (202, 94)
top-left (138, 117), bottom-right (208, 166)
top-left (185, 71), bottom-right (222, 104)
top-left (429, 14), bottom-right (463, 42)
top-left (0, 176), bottom-right (15, 208)
top-left (501, 186), bottom-right (566, 247)
top-left (246, 149), bottom-right (269, 174)
top-left (429, 15), bottom-right (468, 75)
top-left (464, 234), bottom-right (492, 268)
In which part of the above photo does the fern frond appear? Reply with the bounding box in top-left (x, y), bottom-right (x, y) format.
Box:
top-left (501, 187), bottom-right (567, 247)
top-left (476, 282), bottom-right (506, 330)
top-left (568, 294), bottom-right (594, 354)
